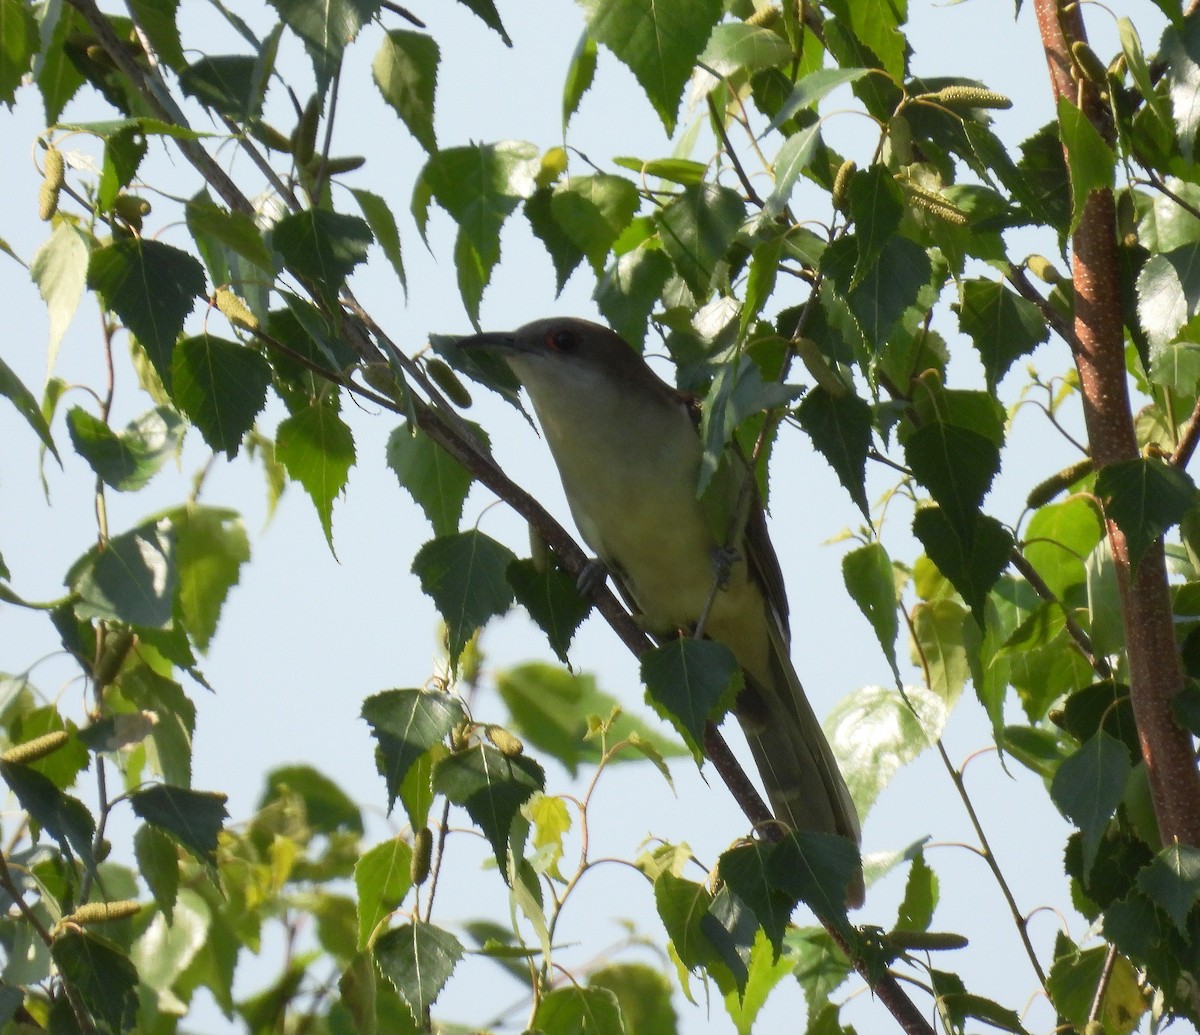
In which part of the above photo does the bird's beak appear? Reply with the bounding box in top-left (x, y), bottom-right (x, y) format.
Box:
top-left (457, 331), bottom-right (520, 354)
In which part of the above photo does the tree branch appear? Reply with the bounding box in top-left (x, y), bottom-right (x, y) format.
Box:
top-left (1033, 0), bottom-right (1200, 847)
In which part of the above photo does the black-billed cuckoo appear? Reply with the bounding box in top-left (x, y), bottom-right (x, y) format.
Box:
top-left (459, 317), bottom-right (861, 898)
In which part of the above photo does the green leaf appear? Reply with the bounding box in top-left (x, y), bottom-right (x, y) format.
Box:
top-left (0, 762), bottom-right (95, 870)
top-left (765, 67), bottom-right (870, 133)
top-left (386, 422), bottom-right (474, 536)
top-left (128, 784), bottom-right (229, 865)
top-left (413, 141), bottom-right (539, 321)
top-left (595, 240), bottom-right (674, 345)
top-left (355, 836), bottom-right (414, 949)
top-left (765, 123), bottom-right (822, 216)
top-left (87, 239), bottom-right (207, 391)
top-left (0, 0), bottom-right (37, 104)
top-left (374, 921), bottom-right (464, 1023)
top-left (656, 183), bottom-right (746, 298)
top-left (701, 23), bottom-right (793, 76)
top-left (576, 0), bottom-right (722, 133)
top-left (915, 509), bottom-right (1014, 627)
top-left (834, 235), bottom-right (932, 347)
top-left (135, 822), bottom-right (181, 919)
top-left (551, 174), bottom-right (641, 275)
top-left (411, 531), bottom-right (516, 663)
top-left (1164, 17), bottom-right (1200, 162)
top-left (505, 561), bottom-right (591, 665)
top-left (361, 688), bottom-right (466, 817)
top-left (432, 743), bottom-right (544, 871)
top-left (177, 55), bottom-right (265, 120)
top-left (37, 4), bottom-right (87, 124)
top-left (562, 31), bottom-right (597, 131)
top-left (184, 194), bottom-right (276, 274)
top-left (640, 638), bottom-right (742, 761)
top-left (904, 422), bottom-right (1000, 538)
top-left (847, 165), bottom-right (904, 288)
top-left (352, 188), bottom-right (407, 292)
top-left (266, 0), bottom-right (377, 91)
top-left (1057, 97), bottom-right (1115, 233)
top-left (128, 0), bottom-right (185, 71)
top-left (1095, 458), bottom-right (1196, 570)
top-left (66, 405), bottom-right (184, 491)
top-left (723, 929), bottom-right (797, 1035)
top-left (766, 832), bottom-right (858, 938)
top-left (793, 385), bottom-right (870, 516)
top-left (955, 279), bottom-right (1050, 390)
top-left (496, 662), bottom-right (684, 777)
top-left (718, 842), bottom-right (797, 957)
top-left (896, 852), bottom-right (937, 933)
top-left (132, 889), bottom-right (210, 999)
top-left (1136, 244), bottom-right (1200, 357)
top-left (526, 187), bottom-right (586, 293)
top-left (71, 518), bottom-right (177, 628)
top-left (533, 985), bottom-right (624, 1035)
top-left (1137, 844), bottom-right (1200, 934)
top-left (31, 220), bottom-right (91, 374)
top-left (119, 661), bottom-right (196, 787)
top-left (373, 29), bottom-right (439, 153)
top-left (172, 334), bottom-right (271, 459)
top-left (455, 0), bottom-right (510, 44)
top-left (0, 354), bottom-right (59, 461)
top-left (276, 403), bottom-right (356, 549)
top-left (587, 964), bottom-right (677, 1035)
top-left (1050, 730), bottom-right (1131, 874)
top-left (612, 156), bottom-right (707, 186)
top-left (1023, 496), bottom-right (1105, 599)
top-left (1048, 935), bottom-right (1146, 1035)
top-left (261, 763), bottom-right (363, 834)
top-left (50, 929), bottom-right (138, 1033)
top-left (653, 872), bottom-right (735, 991)
top-left (824, 683), bottom-right (946, 821)
top-left (842, 542), bottom-right (898, 674)
top-left (270, 209), bottom-right (373, 303)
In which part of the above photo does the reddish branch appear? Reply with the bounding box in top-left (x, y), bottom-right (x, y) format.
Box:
top-left (1033, 0), bottom-right (1200, 846)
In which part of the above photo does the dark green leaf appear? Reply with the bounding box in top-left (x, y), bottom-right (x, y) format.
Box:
top-left (506, 560), bottom-right (591, 664)
top-left (1095, 458), bottom-right (1196, 570)
top-left (37, 4), bottom-right (88, 124)
top-left (912, 508), bottom-right (1013, 625)
top-left (905, 420), bottom-right (1000, 536)
top-left (361, 688), bottom-right (466, 817)
top-left (937, 990), bottom-right (1027, 1035)
top-left (66, 406), bottom-right (184, 491)
top-left (352, 188), bottom-right (407, 292)
top-left (0, 762), bottom-right (95, 870)
top-left (184, 194), bottom-right (277, 273)
top-left (526, 187), bottom-right (586, 293)
top-left (128, 0), bottom-right (185, 71)
top-left (87, 239), bottom-right (206, 390)
top-left (765, 67), bottom-right (870, 134)
top-left (653, 872), bottom-right (736, 993)
top-left (276, 403), bottom-right (356, 549)
top-left (1057, 98), bottom-right (1115, 232)
top-left (587, 964), bottom-right (676, 1035)
top-left (270, 209), bottom-right (373, 302)
top-left (386, 422), bottom-right (474, 536)
top-left (455, 0), bottom-right (510, 44)
top-left (50, 929), bottom-right (138, 1033)
top-left (433, 743), bottom-right (544, 871)
top-left (718, 841), bottom-right (797, 957)
top-left (595, 240), bottom-right (674, 345)
top-left (262, 764), bottom-right (363, 835)
top-left (896, 852), bottom-right (937, 933)
top-left (656, 183), bottom-right (745, 298)
top-left (172, 334), bottom-right (271, 459)
top-left (955, 279), bottom-right (1050, 390)
top-left (576, 0), bottom-right (722, 132)
top-left (562, 31), bottom-right (597, 130)
top-left (374, 921), bottom-right (464, 1023)
top-left (129, 784), bottom-right (228, 865)
top-left (0, 354), bottom-right (59, 460)
top-left (372, 29), bottom-right (438, 153)
top-left (177, 55), bottom-right (264, 120)
top-left (640, 638), bottom-right (741, 761)
top-left (841, 235), bottom-right (932, 347)
top-left (355, 836), bottom-right (413, 950)
top-left (496, 661), bottom-right (684, 777)
top-left (0, 0), bottom-right (37, 104)
top-left (847, 166), bottom-right (904, 288)
top-left (1137, 844), bottom-right (1200, 934)
top-left (411, 531), bottom-right (516, 663)
top-left (533, 985), bottom-right (623, 1035)
top-left (551, 174), bottom-right (640, 275)
top-left (135, 822), bottom-right (180, 919)
top-left (825, 683), bottom-right (946, 820)
top-left (767, 832), bottom-right (859, 941)
top-left (842, 541), bottom-right (899, 674)
top-left (1050, 730), bottom-right (1131, 874)
top-left (266, 0), bottom-right (378, 91)
top-left (795, 386), bottom-right (872, 519)
top-left (1058, 681), bottom-right (1139, 762)
top-left (71, 519), bottom-right (176, 628)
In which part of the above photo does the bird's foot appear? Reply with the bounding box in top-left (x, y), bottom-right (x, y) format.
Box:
top-left (576, 558), bottom-right (610, 598)
top-left (711, 545), bottom-right (741, 591)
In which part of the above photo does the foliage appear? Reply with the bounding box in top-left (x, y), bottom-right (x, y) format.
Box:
top-left (2, 0), bottom-right (1200, 1033)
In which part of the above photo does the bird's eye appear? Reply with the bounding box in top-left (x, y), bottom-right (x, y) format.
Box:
top-left (546, 328), bottom-right (577, 352)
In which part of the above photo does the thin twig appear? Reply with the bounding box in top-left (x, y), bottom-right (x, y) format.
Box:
top-left (1006, 266), bottom-right (1078, 352)
top-left (1171, 392), bottom-right (1200, 469)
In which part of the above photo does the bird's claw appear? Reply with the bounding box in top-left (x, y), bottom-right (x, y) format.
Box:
top-left (711, 546), bottom-right (740, 591)
top-left (576, 558), bottom-right (609, 598)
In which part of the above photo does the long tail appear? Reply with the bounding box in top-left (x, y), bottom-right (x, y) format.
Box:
top-left (734, 626), bottom-right (863, 906)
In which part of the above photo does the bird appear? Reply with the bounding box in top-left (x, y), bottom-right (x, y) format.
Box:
top-left (458, 316), bottom-right (862, 904)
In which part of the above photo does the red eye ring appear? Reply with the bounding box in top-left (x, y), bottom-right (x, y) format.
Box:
top-left (546, 328), bottom-right (578, 352)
